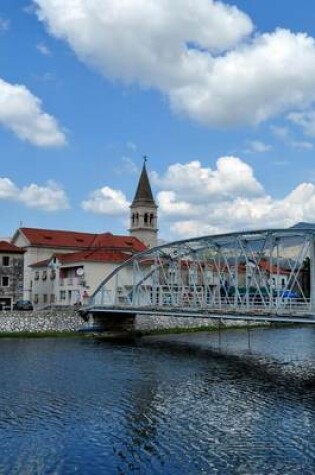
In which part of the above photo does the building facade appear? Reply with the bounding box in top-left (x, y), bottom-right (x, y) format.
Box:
top-left (0, 241), bottom-right (24, 310)
top-left (11, 229), bottom-right (146, 309)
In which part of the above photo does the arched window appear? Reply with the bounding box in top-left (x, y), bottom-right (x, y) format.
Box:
top-left (150, 213), bottom-right (154, 225)
top-left (135, 213), bottom-right (139, 224)
top-left (144, 213), bottom-right (148, 224)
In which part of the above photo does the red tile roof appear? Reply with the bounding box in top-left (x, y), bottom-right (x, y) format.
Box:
top-left (30, 250), bottom-right (135, 267)
top-left (30, 249), bottom-right (131, 268)
top-left (19, 227), bottom-right (95, 248)
top-left (258, 259), bottom-right (289, 275)
top-left (30, 259), bottom-right (51, 268)
top-left (18, 227), bottom-right (146, 253)
top-left (90, 233), bottom-right (146, 252)
top-left (56, 249), bottom-right (134, 264)
top-left (0, 241), bottom-right (24, 254)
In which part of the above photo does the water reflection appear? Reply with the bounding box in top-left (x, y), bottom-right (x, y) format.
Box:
top-left (1, 327), bottom-right (315, 473)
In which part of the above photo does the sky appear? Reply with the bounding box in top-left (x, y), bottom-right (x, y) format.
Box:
top-left (1, 0), bottom-right (315, 242)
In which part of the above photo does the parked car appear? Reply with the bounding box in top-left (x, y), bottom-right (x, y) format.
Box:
top-left (280, 290), bottom-right (299, 299)
top-left (13, 300), bottom-right (33, 311)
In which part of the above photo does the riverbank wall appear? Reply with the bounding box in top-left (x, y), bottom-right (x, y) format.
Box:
top-left (0, 309), bottom-right (83, 333)
top-left (0, 308), bottom-right (264, 334)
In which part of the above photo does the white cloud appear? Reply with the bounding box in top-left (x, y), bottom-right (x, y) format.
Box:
top-left (34, 1), bottom-right (315, 127)
top-left (19, 181), bottom-right (69, 211)
top-left (0, 178), bottom-right (19, 198)
top-left (0, 178), bottom-right (69, 211)
top-left (157, 191), bottom-right (201, 218)
top-left (36, 42), bottom-right (51, 55)
top-left (126, 141), bottom-right (137, 152)
top-left (81, 156), bottom-right (315, 239)
top-left (0, 78), bottom-right (66, 146)
top-left (270, 125), bottom-right (289, 140)
top-left (270, 123), bottom-right (314, 149)
top-left (246, 140), bottom-right (272, 153)
top-left (115, 157), bottom-right (139, 176)
top-left (291, 140), bottom-right (313, 150)
top-left (164, 184), bottom-right (315, 239)
top-left (171, 29), bottom-right (315, 126)
top-left (0, 17), bottom-right (10, 33)
top-left (152, 158), bottom-right (315, 239)
top-left (82, 186), bottom-right (129, 216)
top-left (153, 157), bottom-right (264, 204)
top-left (288, 110), bottom-right (315, 136)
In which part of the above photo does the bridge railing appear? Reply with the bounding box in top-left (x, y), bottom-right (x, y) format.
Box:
top-left (88, 228), bottom-right (315, 317)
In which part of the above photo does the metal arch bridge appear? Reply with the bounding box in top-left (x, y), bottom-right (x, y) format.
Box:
top-left (83, 227), bottom-right (315, 324)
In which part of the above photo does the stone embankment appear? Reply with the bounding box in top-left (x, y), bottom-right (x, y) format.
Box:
top-left (0, 308), bottom-right (82, 333)
top-left (0, 308), bottom-right (264, 335)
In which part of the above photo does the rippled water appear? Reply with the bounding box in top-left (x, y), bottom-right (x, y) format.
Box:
top-left (1, 326), bottom-right (315, 474)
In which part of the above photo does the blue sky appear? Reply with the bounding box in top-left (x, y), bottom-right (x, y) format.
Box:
top-left (1, 0), bottom-right (315, 241)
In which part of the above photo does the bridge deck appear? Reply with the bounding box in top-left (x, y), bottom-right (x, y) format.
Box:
top-left (82, 305), bottom-right (315, 325)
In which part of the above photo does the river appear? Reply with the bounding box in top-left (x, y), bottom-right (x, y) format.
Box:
top-left (1, 325), bottom-right (315, 474)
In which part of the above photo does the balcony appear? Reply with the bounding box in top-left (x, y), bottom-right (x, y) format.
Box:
top-left (59, 277), bottom-right (82, 287)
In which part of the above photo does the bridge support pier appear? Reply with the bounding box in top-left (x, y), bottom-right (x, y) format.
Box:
top-left (85, 312), bottom-right (136, 335)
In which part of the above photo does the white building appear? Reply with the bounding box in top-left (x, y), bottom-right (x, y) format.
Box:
top-left (30, 234), bottom-right (148, 307)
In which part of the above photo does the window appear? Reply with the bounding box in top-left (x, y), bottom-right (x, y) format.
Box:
top-left (188, 267), bottom-right (198, 286)
top-left (42, 271), bottom-right (47, 280)
top-left (168, 266), bottom-right (178, 285)
top-left (204, 269), bottom-right (214, 285)
top-left (50, 294), bottom-right (55, 304)
top-left (60, 290), bottom-right (66, 301)
top-left (34, 271), bottom-right (39, 280)
top-left (1, 276), bottom-right (9, 287)
top-left (50, 270), bottom-right (56, 280)
top-left (2, 256), bottom-right (9, 266)
top-left (34, 295), bottom-right (38, 304)
top-left (43, 294), bottom-right (48, 304)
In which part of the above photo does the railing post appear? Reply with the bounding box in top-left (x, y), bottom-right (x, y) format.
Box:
top-left (114, 273), bottom-right (118, 305)
top-left (310, 236), bottom-right (315, 312)
top-left (234, 250), bottom-right (239, 310)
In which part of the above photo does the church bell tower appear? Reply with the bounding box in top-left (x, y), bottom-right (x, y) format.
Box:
top-left (129, 158), bottom-right (158, 248)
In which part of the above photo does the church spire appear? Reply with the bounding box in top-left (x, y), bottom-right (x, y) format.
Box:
top-left (129, 157), bottom-right (158, 248)
top-left (131, 156), bottom-right (156, 206)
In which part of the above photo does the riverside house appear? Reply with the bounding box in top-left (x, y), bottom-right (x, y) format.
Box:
top-left (11, 228), bottom-right (146, 309)
top-left (0, 241), bottom-right (24, 310)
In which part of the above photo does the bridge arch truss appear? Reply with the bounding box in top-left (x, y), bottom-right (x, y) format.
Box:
top-left (90, 228), bottom-right (315, 317)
